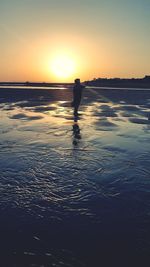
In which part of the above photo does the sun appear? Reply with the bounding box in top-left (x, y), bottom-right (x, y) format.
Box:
top-left (50, 54), bottom-right (76, 80)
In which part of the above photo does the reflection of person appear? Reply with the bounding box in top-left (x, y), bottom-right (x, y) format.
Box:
top-left (72, 78), bottom-right (85, 116)
top-left (72, 121), bottom-right (81, 146)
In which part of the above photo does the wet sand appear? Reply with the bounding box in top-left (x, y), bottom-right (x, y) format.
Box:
top-left (0, 86), bottom-right (150, 266)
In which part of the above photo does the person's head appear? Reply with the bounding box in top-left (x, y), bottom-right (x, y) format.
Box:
top-left (74, 78), bottom-right (80, 85)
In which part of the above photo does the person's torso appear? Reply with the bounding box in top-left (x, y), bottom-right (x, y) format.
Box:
top-left (73, 85), bottom-right (84, 98)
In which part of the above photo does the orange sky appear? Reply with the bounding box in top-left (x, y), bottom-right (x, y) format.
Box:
top-left (0, 0), bottom-right (150, 82)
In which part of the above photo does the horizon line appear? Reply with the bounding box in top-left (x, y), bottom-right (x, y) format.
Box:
top-left (0, 75), bottom-right (150, 84)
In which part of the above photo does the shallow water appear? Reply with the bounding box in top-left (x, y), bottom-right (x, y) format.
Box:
top-left (0, 87), bottom-right (150, 266)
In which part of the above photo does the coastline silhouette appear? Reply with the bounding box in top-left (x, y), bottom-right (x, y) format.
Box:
top-left (1, 75), bottom-right (150, 89)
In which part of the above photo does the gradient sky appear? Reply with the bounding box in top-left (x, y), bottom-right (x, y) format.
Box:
top-left (0, 0), bottom-right (150, 82)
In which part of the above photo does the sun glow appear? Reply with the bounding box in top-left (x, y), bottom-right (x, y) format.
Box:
top-left (50, 53), bottom-right (76, 81)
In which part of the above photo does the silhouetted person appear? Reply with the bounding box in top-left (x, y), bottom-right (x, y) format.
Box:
top-left (72, 78), bottom-right (84, 116)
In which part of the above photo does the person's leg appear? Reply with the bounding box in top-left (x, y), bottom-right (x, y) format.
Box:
top-left (74, 106), bottom-right (78, 116)
top-left (73, 99), bottom-right (81, 116)
top-left (74, 102), bottom-right (80, 115)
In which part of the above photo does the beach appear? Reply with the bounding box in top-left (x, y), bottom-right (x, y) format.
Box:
top-left (0, 86), bottom-right (150, 266)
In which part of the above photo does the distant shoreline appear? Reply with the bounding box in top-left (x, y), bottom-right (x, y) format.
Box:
top-left (85, 76), bottom-right (150, 89)
top-left (0, 82), bottom-right (73, 87)
top-left (0, 83), bottom-right (150, 91)
top-left (0, 77), bottom-right (150, 89)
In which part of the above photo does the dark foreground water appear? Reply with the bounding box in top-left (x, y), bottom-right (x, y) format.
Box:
top-left (0, 87), bottom-right (150, 267)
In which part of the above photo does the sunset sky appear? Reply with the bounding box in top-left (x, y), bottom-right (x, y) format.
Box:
top-left (0, 0), bottom-right (150, 82)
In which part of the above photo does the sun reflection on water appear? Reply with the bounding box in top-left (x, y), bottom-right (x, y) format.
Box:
top-left (0, 87), bottom-right (150, 266)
